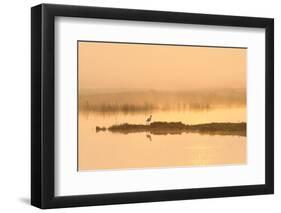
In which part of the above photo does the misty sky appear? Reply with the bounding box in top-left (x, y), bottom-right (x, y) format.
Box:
top-left (78, 41), bottom-right (246, 91)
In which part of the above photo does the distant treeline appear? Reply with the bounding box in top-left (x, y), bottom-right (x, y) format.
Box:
top-left (79, 89), bottom-right (246, 114)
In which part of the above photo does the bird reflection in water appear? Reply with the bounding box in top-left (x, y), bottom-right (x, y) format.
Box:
top-left (146, 134), bottom-right (152, 142)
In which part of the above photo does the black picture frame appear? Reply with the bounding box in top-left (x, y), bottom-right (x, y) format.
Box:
top-left (31, 3), bottom-right (274, 209)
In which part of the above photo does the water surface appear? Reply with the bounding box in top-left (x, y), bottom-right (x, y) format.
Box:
top-left (78, 106), bottom-right (246, 171)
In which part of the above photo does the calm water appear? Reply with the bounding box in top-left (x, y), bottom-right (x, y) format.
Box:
top-left (78, 107), bottom-right (246, 171)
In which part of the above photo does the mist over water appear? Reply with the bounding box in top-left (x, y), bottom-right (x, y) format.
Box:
top-left (78, 89), bottom-right (247, 171)
top-left (78, 41), bottom-right (247, 170)
top-left (79, 89), bottom-right (246, 116)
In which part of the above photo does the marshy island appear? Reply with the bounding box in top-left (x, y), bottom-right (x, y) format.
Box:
top-left (96, 121), bottom-right (246, 137)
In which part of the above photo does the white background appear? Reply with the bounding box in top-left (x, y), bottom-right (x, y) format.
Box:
top-left (0, 0), bottom-right (279, 212)
top-left (56, 17), bottom-right (265, 196)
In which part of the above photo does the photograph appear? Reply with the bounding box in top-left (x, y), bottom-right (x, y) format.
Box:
top-left (78, 41), bottom-right (247, 171)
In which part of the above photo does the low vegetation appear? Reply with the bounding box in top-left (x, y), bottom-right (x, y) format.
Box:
top-left (79, 89), bottom-right (246, 114)
top-left (96, 121), bottom-right (246, 136)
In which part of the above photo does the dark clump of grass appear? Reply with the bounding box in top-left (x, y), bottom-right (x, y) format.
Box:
top-left (98, 121), bottom-right (246, 137)
top-left (96, 126), bottom-right (106, 132)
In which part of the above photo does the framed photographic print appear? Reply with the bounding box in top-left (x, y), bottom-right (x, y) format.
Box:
top-left (31, 3), bottom-right (274, 209)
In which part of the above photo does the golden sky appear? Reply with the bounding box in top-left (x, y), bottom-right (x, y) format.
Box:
top-left (78, 41), bottom-right (246, 91)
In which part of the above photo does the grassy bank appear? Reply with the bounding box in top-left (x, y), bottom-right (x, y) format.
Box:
top-left (96, 121), bottom-right (246, 136)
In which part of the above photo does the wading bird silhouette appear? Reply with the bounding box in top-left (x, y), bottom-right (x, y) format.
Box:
top-left (146, 115), bottom-right (152, 125)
